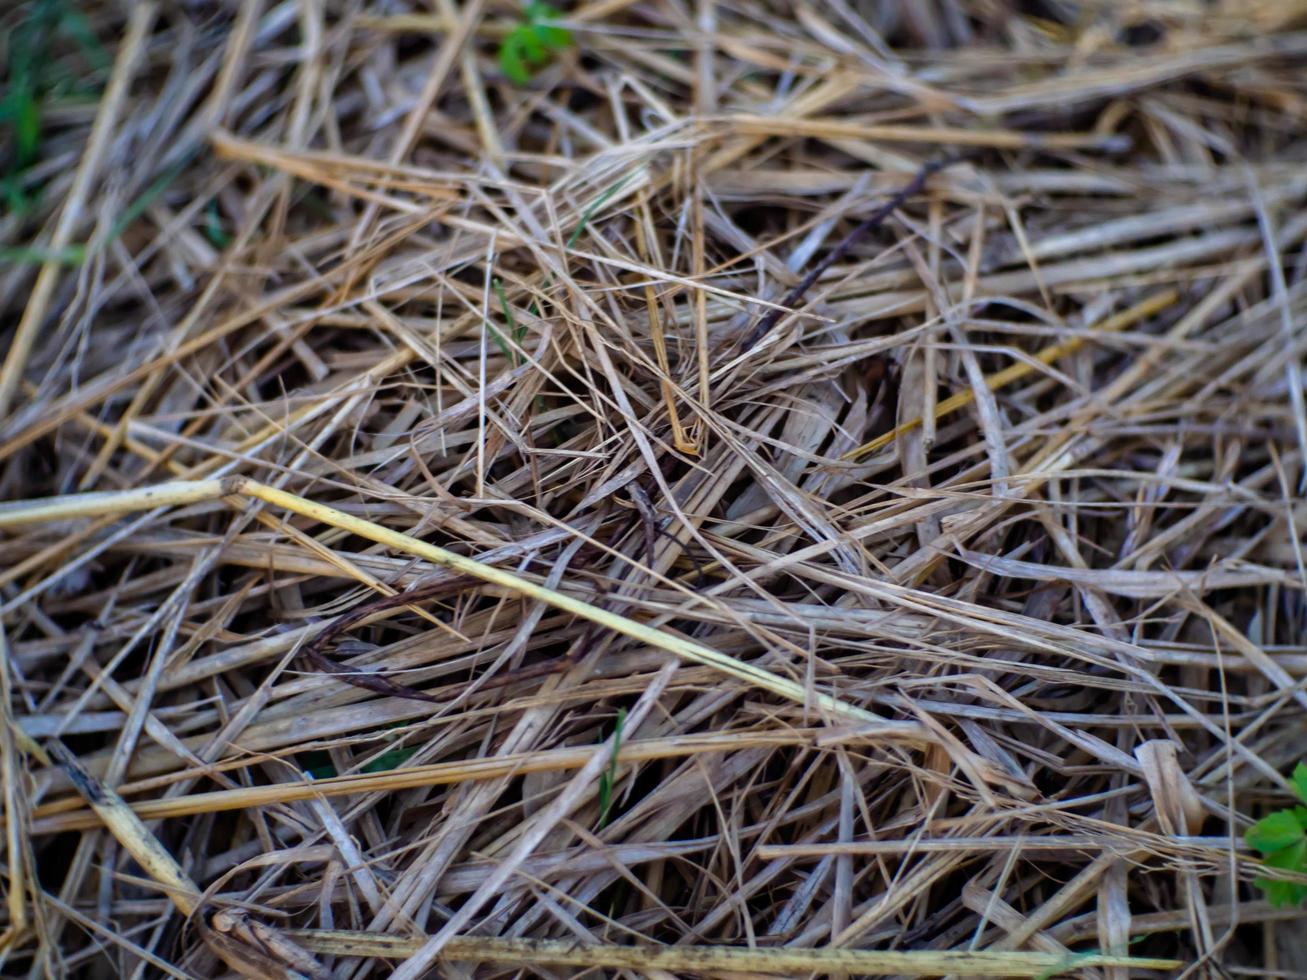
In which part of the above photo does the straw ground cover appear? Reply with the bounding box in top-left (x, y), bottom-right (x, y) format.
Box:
top-left (1, 0), bottom-right (1306, 975)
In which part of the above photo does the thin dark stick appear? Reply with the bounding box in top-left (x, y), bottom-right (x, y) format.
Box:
top-left (741, 154), bottom-right (964, 351)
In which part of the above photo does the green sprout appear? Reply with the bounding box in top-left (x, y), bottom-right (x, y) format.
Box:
top-left (498, 2), bottom-right (572, 86)
top-left (597, 707), bottom-right (627, 828)
top-left (1245, 761), bottom-right (1307, 907)
top-left (565, 172), bottom-right (635, 250)
top-left (490, 277), bottom-right (527, 366)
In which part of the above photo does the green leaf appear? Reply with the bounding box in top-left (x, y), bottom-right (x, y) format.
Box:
top-left (1262, 839), bottom-right (1307, 871)
top-left (490, 277), bottom-right (522, 365)
top-left (1250, 835), bottom-right (1307, 908)
top-left (1293, 762), bottom-right (1307, 806)
top-left (536, 23), bottom-right (573, 49)
top-left (1256, 876), bottom-right (1307, 908)
top-left (517, 25), bottom-right (548, 65)
top-left (492, 277), bottom-right (526, 344)
top-left (204, 200), bottom-right (230, 248)
top-left (499, 31), bottom-right (532, 85)
top-left (597, 773), bottom-right (612, 827)
top-left (565, 172), bottom-right (636, 249)
top-left (0, 243), bottom-right (85, 265)
top-left (103, 150), bottom-right (195, 245)
top-left (497, 3), bottom-right (572, 85)
top-left (1, 172), bottom-right (42, 216)
top-left (1246, 810), bottom-right (1306, 854)
top-left (527, 3), bottom-right (571, 52)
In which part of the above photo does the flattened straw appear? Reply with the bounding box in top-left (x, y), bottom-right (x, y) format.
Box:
top-left (5, 6), bottom-right (1306, 973)
top-left (388, 661), bottom-right (677, 977)
top-left (31, 728), bottom-right (923, 835)
top-left (725, 116), bottom-right (1129, 151)
top-left (843, 289), bottom-right (1178, 460)
top-left (0, 623), bottom-right (30, 942)
top-left (744, 155), bottom-right (965, 350)
top-left (0, 478), bottom-right (917, 732)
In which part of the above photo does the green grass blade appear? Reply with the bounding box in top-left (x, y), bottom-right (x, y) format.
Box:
top-left (0, 244), bottom-right (86, 266)
top-left (565, 173), bottom-right (636, 249)
top-left (492, 277), bottom-right (523, 366)
top-left (598, 708), bottom-right (627, 828)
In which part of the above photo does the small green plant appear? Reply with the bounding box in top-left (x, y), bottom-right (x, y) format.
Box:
top-left (490, 277), bottom-right (526, 366)
top-left (597, 707), bottom-right (627, 828)
top-left (1245, 761), bottom-right (1307, 907)
top-left (565, 172), bottom-right (635, 250)
top-left (498, 2), bottom-right (572, 86)
top-left (1, 0), bottom-right (108, 215)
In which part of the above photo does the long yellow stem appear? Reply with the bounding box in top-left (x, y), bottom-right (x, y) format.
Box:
top-left (0, 477), bottom-right (917, 733)
top-left (284, 932), bottom-right (1180, 976)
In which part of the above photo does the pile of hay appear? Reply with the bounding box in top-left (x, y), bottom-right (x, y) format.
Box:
top-left (1, 1), bottom-right (1305, 975)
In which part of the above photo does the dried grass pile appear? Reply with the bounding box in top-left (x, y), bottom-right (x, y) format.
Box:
top-left (1, 0), bottom-right (1307, 976)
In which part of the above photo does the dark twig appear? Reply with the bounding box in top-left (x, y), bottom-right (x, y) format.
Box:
top-left (741, 154), bottom-right (965, 351)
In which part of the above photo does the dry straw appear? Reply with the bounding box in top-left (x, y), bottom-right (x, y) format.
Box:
top-left (1, 0), bottom-right (1305, 976)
